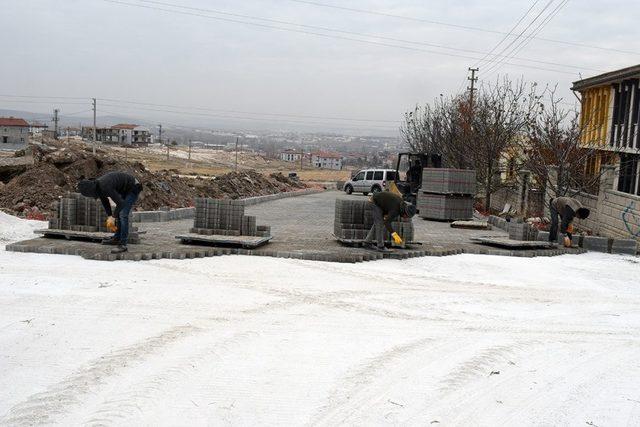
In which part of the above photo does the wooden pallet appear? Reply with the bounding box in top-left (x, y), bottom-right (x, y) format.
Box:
top-left (176, 233), bottom-right (272, 249)
top-left (35, 228), bottom-right (113, 242)
top-left (451, 220), bottom-right (491, 230)
top-left (470, 236), bottom-right (557, 249)
top-left (333, 234), bottom-right (421, 248)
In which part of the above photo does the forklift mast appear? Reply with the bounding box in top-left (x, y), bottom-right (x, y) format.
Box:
top-left (394, 152), bottom-right (442, 204)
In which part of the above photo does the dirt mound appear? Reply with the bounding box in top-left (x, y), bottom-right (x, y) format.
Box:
top-left (1, 142), bottom-right (308, 217)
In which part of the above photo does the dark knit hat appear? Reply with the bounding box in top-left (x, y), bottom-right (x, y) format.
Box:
top-left (77, 179), bottom-right (98, 198)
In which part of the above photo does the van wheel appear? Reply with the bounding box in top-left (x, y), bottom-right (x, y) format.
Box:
top-left (371, 185), bottom-right (382, 193)
top-left (345, 185), bottom-right (353, 194)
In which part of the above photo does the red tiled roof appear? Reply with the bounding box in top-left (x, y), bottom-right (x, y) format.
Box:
top-left (312, 151), bottom-right (342, 159)
top-left (0, 117), bottom-right (29, 127)
top-left (111, 123), bottom-right (137, 130)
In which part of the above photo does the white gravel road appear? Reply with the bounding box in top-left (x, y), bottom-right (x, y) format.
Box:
top-left (1, 212), bottom-right (639, 426)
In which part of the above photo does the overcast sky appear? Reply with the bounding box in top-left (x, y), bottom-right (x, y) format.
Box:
top-left (1, 0), bottom-right (639, 135)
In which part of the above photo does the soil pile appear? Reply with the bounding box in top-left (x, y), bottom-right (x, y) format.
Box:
top-left (0, 141), bottom-right (307, 217)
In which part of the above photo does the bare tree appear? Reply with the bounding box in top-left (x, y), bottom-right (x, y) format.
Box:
top-left (520, 85), bottom-right (623, 200)
top-left (399, 95), bottom-right (472, 169)
top-left (470, 78), bottom-right (533, 209)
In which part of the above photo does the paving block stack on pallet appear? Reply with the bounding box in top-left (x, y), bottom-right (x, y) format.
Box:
top-left (334, 199), bottom-right (414, 243)
top-left (191, 197), bottom-right (270, 237)
top-left (417, 168), bottom-right (476, 221)
top-left (49, 192), bottom-right (140, 242)
top-left (508, 222), bottom-right (538, 241)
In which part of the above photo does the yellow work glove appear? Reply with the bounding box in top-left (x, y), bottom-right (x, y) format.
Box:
top-left (391, 232), bottom-right (403, 245)
top-left (105, 216), bottom-right (118, 233)
top-left (563, 236), bottom-right (571, 248)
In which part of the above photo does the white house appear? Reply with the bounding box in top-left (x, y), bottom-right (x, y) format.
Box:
top-left (311, 151), bottom-right (343, 170)
top-left (112, 124), bottom-right (152, 145)
top-left (0, 117), bottom-right (29, 150)
top-left (280, 149), bottom-right (302, 162)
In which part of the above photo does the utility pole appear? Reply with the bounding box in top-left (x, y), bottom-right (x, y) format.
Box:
top-left (300, 147), bottom-right (304, 171)
top-left (188, 139), bottom-right (192, 160)
top-left (158, 124), bottom-right (162, 145)
top-left (52, 109), bottom-right (59, 139)
top-left (92, 98), bottom-right (97, 154)
top-left (234, 137), bottom-right (239, 171)
top-left (467, 67), bottom-right (479, 110)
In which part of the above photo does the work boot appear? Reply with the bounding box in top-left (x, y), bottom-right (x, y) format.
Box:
top-left (375, 246), bottom-right (391, 253)
top-left (101, 237), bottom-right (120, 245)
top-left (111, 245), bottom-right (128, 254)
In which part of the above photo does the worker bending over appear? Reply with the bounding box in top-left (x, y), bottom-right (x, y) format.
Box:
top-left (549, 196), bottom-right (590, 247)
top-left (78, 171), bottom-right (143, 254)
top-left (365, 191), bottom-right (416, 252)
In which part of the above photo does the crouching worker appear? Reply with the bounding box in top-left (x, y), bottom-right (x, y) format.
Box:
top-left (365, 191), bottom-right (417, 252)
top-left (549, 196), bottom-right (590, 247)
top-left (78, 171), bottom-right (143, 254)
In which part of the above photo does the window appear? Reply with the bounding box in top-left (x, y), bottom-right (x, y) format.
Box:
top-left (365, 171), bottom-right (374, 180)
top-left (386, 171), bottom-right (397, 181)
top-left (353, 171), bottom-right (365, 181)
top-left (373, 171), bottom-right (383, 180)
top-left (618, 153), bottom-right (639, 195)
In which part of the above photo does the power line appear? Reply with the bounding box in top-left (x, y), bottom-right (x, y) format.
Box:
top-left (472, 0), bottom-right (541, 69)
top-left (0, 94), bottom-right (88, 100)
top-left (0, 94), bottom-right (397, 125)
top-left (0, 99), bottom-right (88, 106)
top-left (480, 0), bottom-right (556, 72)
top-left (98, 103), bottom-right (400, 130)
top-left (98, 97), bottom-right (398, 123)
top-left (485, 0), bottom-right (569, 77)
top-left (134, 0), bottom-right (600, 72)
top-left (285, 0), bottom-right (640, 56)
top-left (101, 0), bottom-right (593, 75)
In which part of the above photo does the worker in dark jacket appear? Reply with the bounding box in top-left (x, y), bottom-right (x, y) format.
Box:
top-left (365, 191), bottom-right (417, 252)
top-left (78, 171), bottom-right (143, 253)
top-left (549, 196), bottom-right (590, 247)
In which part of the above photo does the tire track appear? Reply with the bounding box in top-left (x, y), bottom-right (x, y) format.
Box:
top-left (308, 337), bottom-right (432, 426)
top-left (1, 324), bottom-right (202, 426)
top-left (79, 330), bottom-right (259, 426)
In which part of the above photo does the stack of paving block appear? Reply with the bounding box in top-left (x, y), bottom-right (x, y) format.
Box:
top-left (417, 168), bottom-right (476, 221)
top-left (508, 222), bottom-right (538, 241)
top-left (49, 192), bottom-right (139, 242)
top-left (191, 198), bottom-right (270, 237)
top-left (334, 198), bottom-right (414, 243)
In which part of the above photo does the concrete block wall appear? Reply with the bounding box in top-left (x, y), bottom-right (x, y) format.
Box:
top-left (548, 166), bottom-right (640, 244)
top-left (599, 190), bottom-right (640, 240)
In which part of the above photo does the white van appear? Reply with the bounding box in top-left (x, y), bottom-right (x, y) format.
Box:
top-left (343, 169), bottom-right (397, 195)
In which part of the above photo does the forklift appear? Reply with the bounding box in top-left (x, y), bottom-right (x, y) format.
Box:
top-left (392, 152), bottom-right (442, 205)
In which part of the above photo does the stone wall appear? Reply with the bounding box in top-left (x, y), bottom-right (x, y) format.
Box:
top-left (549, 166), bottom-right (640, 242)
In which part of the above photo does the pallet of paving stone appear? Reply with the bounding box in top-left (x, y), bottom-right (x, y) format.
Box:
top-left (35, 228), bottom-right (114, 242)
top-left (175, 233), bottom-right (272, 249)
top-left (34, 229), bottom-right (141, 244)
top-left (422, 168), bottom-right (476, 195)
top-left (450, 220), bottom-right (491, 230)
top-left (470, 236), bottom-right (557, 249)
top-left (417, 193), bottom-right (474, 221)
top-left (333, 234), bottom-right (420, 248)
